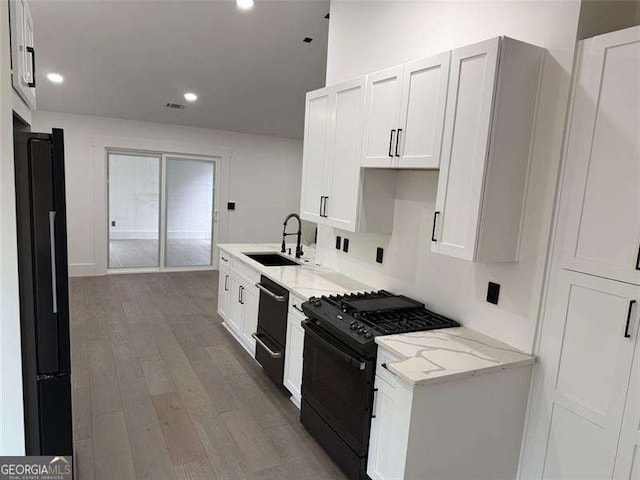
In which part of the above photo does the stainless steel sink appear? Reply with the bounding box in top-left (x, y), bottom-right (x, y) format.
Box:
top-left (244, 253), bottom-right (300, 267)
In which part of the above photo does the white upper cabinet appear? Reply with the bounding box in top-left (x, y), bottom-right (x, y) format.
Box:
top-left (362, 66), bottom-right (404, 167)
top-left (325, 78), bottom-right (366, 230)
top-left (10, 0), bottom-right (36, 109)
top-left (561, 26), bottom-right (640, 285)
top-left (301, 77), bottom-right (396, 233)
top-left (362, 53), bottom-right (450, 169)
top-left (431, 37), bottom-right (544, 262)
top-left (300, 89), bottom-right (332, 223)
top-left (396, 53), bottom-right (450, 168)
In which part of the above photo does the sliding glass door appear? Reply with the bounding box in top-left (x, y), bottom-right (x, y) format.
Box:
top-left (107, 151), bottom-right (218, 271)
top-left (108, 153), bottom-right (161, 268)
top-left (165, 157), bottom-right (215, 267)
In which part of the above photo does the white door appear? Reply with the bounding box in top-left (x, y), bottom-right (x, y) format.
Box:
top-left (532, 270), bottom-right (639, 479)
top-left (561, 26), bottom-right (640, 286)
top-left (325, 78), bottom-right (366, 231)
top-left (217, 266), bottom-right (231, 321)
top-left (397, 52), bottom-right (450, 168)
top-left (241, 285), bottom-right (258, 354)
top-left (431, 38), bottom-right (500, 261)
top-left (361, 66), bottom-right (404, 167)
top-left (300, 88), bottom-right (332, 223)
top-left (227, 275), bottom-right (243, 334)
top-left (615, 329), bottom-right (640, 479)
top-left (283, 310), bottom-right (305, 406)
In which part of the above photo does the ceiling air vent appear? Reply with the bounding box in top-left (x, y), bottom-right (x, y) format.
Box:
top-left (165, 103), bottom-right (185, 110)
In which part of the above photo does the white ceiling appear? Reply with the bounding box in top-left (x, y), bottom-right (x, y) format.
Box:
top-left (30, 0), bottom-right (329, 139)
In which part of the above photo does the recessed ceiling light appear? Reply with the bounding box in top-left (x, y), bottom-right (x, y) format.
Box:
top-left (184, 92), bottom-right (198, 102)
top-left (47, 73), bottom-right (64, 84)
top-left (236, 0), bottom-right (254, 10)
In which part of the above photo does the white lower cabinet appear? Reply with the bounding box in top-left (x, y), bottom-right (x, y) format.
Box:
top-left (368, 346), bottom-right (532, 480)
top-left (283, 297), bottom-right (306, 408)
top-left (217, 253), bottom-right (260, 356)
top-left (367, 374), bottom-right (412, 480)
top-left (217, 265), bottom-right (232, 321)
top-left (522, 269), bottom-right (640, 479)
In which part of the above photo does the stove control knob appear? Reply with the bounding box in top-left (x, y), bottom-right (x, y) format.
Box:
top-left (364, 332), bottom-right (373, 339)
top-left (357, 327), bottom-right (366, 334)
top-left (350, 322), bottom-right (359, 330)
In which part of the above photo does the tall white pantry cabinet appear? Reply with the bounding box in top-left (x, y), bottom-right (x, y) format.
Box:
top-left (521, 26), bottom-right (640, 479)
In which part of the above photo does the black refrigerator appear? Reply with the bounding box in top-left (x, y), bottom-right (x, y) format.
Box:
top-left (14, 128), bottom-right (73, 456)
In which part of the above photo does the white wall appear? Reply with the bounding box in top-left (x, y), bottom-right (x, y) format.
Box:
top-left (31, 111), bottom-right (303, 276)
top-left (317, 0), bottom-right (583, 352)
top-left (0, 3), bottom-right (26, 454)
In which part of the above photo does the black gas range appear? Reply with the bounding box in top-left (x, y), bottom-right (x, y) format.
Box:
top-left (299, 290), bottom-right (459, 480)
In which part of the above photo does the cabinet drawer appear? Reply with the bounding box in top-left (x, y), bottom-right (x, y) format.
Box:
top-left (219, 250), bottom-right (232, 267)
top-left (289, 294), bottom-right (306, 317)
top-left (376, 347), bottom-right (402, 386)
top-left (232, 258), bottom-right (261, 285)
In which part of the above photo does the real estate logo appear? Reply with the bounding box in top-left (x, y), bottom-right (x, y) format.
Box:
top-left (0, 456), bottom-right (72, 480)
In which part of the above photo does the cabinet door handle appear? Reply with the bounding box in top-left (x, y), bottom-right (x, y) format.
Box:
top-left (319, 196), bottom-right (323, 217)
top-left (221, 256), bottom-right (229, 262)
top-left (431, 211), bottom-right (440, 242)
top-left (26, 46), bottom-right (36, 87)
top-left (323, 196), bottom-right (329, 218)
top-left (635, 244), bottom-right (640, 271)
top-left (388, 129), bottom-right (396, 157)
top-left (625, 300), bottom-right (636, 338)
top-left (293, 304), bottom-right (304, 314)
top-left (224, 274), bottom-right (229, 291)
top-left (238, 285), bottom-right (242, 304)
top-left (395, 128), bottom-right (402, 157)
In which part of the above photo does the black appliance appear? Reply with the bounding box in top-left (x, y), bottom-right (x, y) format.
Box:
top-left (14, 128), bottom-right (73, 456)
top-left (300, 290), bottom-right (459, 480)
top-left (253, 275), bottom-right (289, 388)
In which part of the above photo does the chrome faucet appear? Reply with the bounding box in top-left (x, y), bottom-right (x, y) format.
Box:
top-left (282, 213), bottom-right (304, 259)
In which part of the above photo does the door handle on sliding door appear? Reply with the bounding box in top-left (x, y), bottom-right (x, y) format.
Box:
top-left (49, 211), bottom-right (58, 314)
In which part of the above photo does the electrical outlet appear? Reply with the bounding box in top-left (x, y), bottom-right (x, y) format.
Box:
top-left (335, 236), bottom-right (342, 249)
top-left (376, 247), bottom-right (384, 264)
top-left (227, 202), bottom-right (235, 210)
top-left (343, 238), bottom-right (349, 253)
top-left (487, 282), bottom-right (500, 305)
top-left (111, 220), bottom-right (116, 227)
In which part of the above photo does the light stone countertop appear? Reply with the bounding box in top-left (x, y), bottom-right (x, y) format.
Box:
top-left (375, 327), bottom-right (534, 387)
top-left (217, 243), bottom-right (374, 300)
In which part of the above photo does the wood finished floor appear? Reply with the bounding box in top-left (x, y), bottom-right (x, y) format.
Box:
top-left (69, 271), bottom-right (346, 480)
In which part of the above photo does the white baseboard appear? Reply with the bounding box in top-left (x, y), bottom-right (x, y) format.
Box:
top-left (68, 263), bottom-right (100, 277)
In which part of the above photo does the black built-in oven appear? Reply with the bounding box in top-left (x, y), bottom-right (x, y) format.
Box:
top-left (300, 318), bottom-right (376, 480)
top-left (253, 276), bottom-right (289, 388)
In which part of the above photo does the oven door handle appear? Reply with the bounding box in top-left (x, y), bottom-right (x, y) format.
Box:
top-left (255, 283), bottom-right (287, 302)
top-left (302, 320), bottom-right (366, 371)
